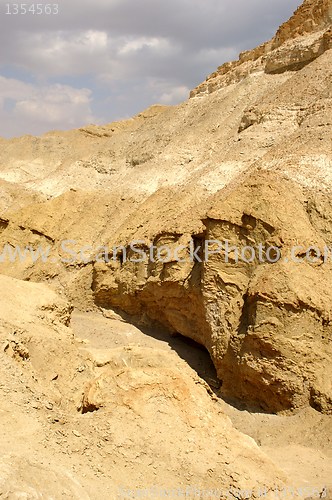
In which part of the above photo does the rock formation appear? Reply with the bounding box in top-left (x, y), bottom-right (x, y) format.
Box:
top-left (1, 0), bottom-right (331, 415)
top-left (0, 0), bottom-right (332, 495)
top-left (0, 275), bottom-right (289, 497)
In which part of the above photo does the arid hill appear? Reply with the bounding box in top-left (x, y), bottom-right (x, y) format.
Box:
top-left (0, 0), bottom-right (332, 497)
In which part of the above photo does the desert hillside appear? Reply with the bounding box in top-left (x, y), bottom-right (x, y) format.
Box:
top-left (0, 0), bottom-right (332, 498)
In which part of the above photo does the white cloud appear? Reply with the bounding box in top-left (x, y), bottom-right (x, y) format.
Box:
top-left (0, 0), bottom-right (302, 137)
top-left (6, 30), bottom-right (110, 77)
top-left (15, 85), bottom-right (93, 124)
top-left (3, 30), bottom-right (177, 81)
top-left (0, 76), bottom-right (99, 137)
top-left (118, 37), bottom-right (172, 55)
top-left (159, 85), bottom-right (189, 104)
top-left (143, 79), bottom-right (190, 104)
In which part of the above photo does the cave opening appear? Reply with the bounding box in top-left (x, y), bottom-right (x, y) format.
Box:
top-left (170, 331), bottom-right (221, 391)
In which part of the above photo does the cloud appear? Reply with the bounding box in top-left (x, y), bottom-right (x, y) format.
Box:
top-left (118, 36), bottom-right (172, 56)
top-left (0, 30), bottom-right (110, 77)
top-left (0, 76), bottom-right (99, 137)
top-left (159, 85), bottom-right (190, 105)
top-left (0, 0), bottom-right (302, 137)
top-left (14, 85), bottom-right (94, 124)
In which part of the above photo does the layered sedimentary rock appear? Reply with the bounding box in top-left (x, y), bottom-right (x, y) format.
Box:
top-left (92, 171), bottom-right (332, 413)
top-left (190, 0), bottom-right (332, 96)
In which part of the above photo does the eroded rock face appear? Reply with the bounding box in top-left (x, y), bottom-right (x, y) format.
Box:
top-left (265, 29), bottom-right (332, 74)
top-left (0, 0), bottom-right (331, 417)
top-left (92, 172), bottom-right (332, 414)
top-left (0, 277), bottom-right (289, 497)
top-left (190, 0), bottom-right (332, 97)
top-left (271, 0), bottom-right (332, 46)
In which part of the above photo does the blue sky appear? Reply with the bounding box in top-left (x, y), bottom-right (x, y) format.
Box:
top-left (0, 0), bottom-right (301, 138)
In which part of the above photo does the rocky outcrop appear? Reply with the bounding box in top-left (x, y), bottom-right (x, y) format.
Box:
top-left (80, 345), bottom-right (288, 497)
top-left (271, 0), bottom-right (332, 45)
top-left (0, 276), bottom-right (289, 497)
top-left (0, 274), bottom-right (94, 411)
top-left (265, 28), bottom-right (332, 74)
top-left (190, 0), bottom-right (332, 97)
top-left (91, 172), bottom-right (332, 413)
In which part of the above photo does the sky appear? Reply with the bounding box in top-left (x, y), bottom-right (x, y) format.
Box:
top-left (0, 0), bottom-right (301, 138)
